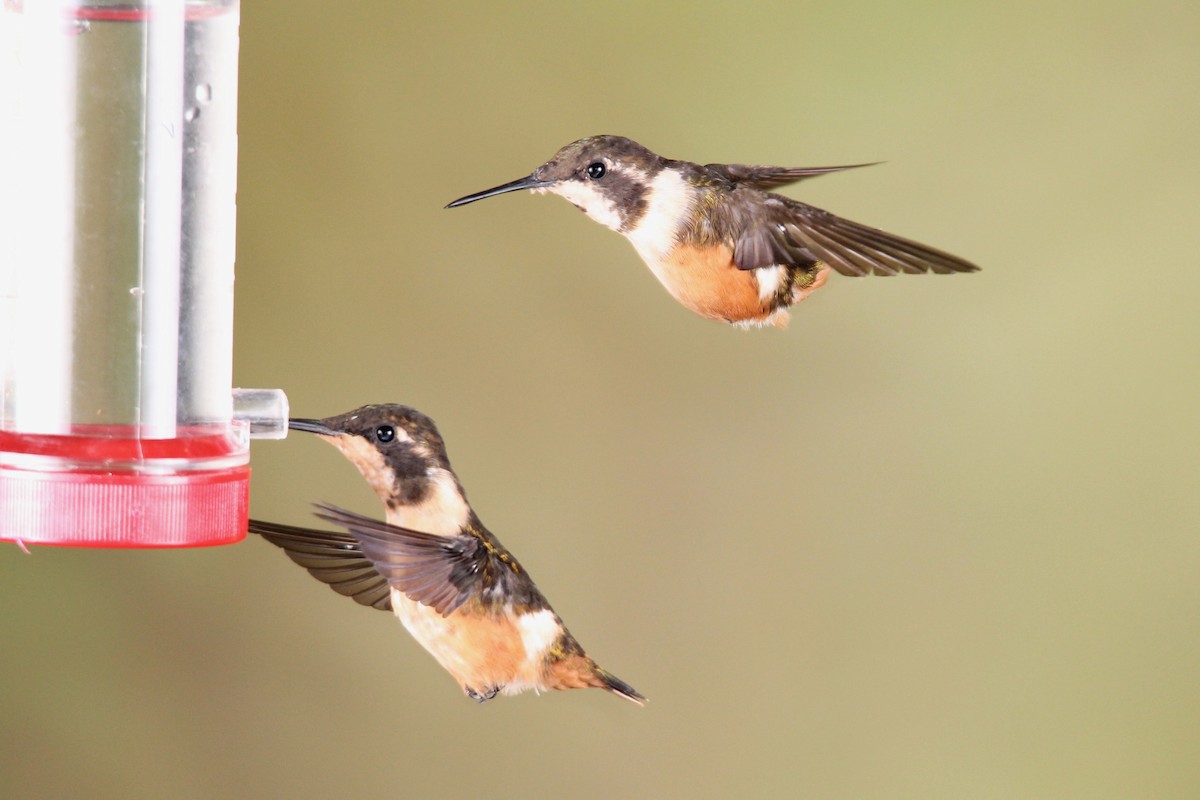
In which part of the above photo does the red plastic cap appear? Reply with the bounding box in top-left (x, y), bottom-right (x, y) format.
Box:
top-left (0, 428), bottom-right (249, 548)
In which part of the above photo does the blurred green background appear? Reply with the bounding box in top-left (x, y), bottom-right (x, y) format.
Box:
top-left (5, 1), bottom-right (1200, 797)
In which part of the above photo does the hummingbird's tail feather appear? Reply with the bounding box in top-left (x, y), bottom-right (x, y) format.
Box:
top-left (547, 655), bottom-right (646, 705)
top-left (594, 666), bottom-right (647, 706)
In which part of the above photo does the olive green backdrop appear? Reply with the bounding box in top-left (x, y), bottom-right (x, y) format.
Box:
top-left (5, 1), bottom-right (1199, 797)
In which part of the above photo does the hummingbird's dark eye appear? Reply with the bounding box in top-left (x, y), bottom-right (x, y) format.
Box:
top-left (585, 162), bottom-right (606, 179)
top-left (374, 425), bottom-right (396, 443)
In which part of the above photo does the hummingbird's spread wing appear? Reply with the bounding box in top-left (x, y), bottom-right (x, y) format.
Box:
top-left (731, 196), bottom-right (981, 277)
top-left (704, 162), bottom-right (877, 191)
top-left (312, 504), bottom-right (549, 618)
top-left (248, 519), bottom-right (393, 610)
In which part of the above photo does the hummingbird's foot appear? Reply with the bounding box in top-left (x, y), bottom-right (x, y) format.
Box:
top-left (466, 685), bottom-right (500, 703)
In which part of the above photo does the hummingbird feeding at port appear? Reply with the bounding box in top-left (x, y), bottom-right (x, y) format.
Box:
top-left (447, 135), bottom-right (980, 328)
top-left (249, 405), bottom-right (644, 706)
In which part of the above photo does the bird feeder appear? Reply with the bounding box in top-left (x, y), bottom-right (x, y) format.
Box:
top-left (0, 0), bottom-right (286, 547)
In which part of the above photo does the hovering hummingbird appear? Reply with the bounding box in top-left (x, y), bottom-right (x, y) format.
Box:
top-left (447, 135), bottom-right (979, 328)
top-left (249, 405), bottom-right (644, 706)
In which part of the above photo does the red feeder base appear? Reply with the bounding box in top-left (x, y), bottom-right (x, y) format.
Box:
top-left (0, 428), bottom-right (249, 548)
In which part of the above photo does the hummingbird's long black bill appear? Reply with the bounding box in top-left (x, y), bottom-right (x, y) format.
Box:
top-left (445, 175), bottom-right (550, 208)
top-left (288, 418), bottom-right (338, 436)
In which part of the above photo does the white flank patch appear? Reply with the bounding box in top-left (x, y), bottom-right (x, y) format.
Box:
top-left (625, 169), bottom-right (693, 262)
top-left (516, 609), bottom-right (560, 659)
top-left (755, 265), bottom-right (786, 301)
top-left (545, 181), bottom-right (624, 231)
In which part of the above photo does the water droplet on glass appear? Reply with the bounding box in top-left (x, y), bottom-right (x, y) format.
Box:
top-left (184, 106), bottom-right (200, 122)
top-left (129, 287), bottom-right (145, 298)
top-left (194, 83), bottom-right (213, 104)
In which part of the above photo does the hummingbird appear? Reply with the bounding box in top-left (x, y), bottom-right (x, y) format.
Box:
top-left (249, 404), bottom-right (644, 706)
top-left (447, 135), bottom-right (979, 328)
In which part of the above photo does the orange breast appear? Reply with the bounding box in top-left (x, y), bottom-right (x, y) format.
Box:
top-left (645, 243), bottom-right (778, 325)
top-left (394, 595), bottom-right (538, 694)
